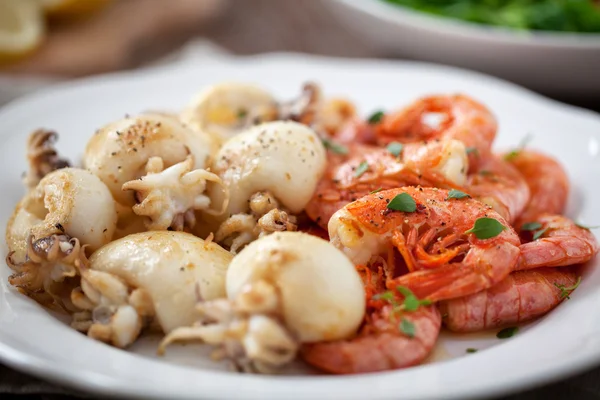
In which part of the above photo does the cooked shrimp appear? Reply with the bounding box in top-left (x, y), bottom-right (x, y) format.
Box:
top-left (505, 150), bottom-right (570, 227)
top-left (329, 187), bottom-right (521, 302)
top-left (517, 214), bottom-right (598, 270)
top-left (331, 119), bottom-right (376, 145)
top-left (466, 155), bottom-right (530, 224)
top-left (302, 304), bottom-right (440, 374)
top-left (440, 268), bottom-right (577, 332)
top-left (306, 140), bottom-right (468, 229)
top-left (374, 94), bottom-right (497, 171)
top-left (301, 264), bottom-right (441, 374)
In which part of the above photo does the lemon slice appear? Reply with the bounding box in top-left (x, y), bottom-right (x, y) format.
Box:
top-left (0, 0), bottom-right (44, 64)
top-left (42, 0), bottom-right (112, 19)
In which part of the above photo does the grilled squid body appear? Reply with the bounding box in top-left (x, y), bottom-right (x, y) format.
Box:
top-left (159, 232), bottom-right (365, 373)
top-left (206, 121), bottom-right (327, 251)
top-left (212, 121), bottom-right (327, 217)
top-left (83, 113), bottom-right (217, 206)
top-left (181, 82), bottom-right (276, 144)
top-left (73, 231), bottom-right (232, 347)
top-left (5, 168), bottom-right (117, 310)
top-left (6, 168), bottom-right (117, 263)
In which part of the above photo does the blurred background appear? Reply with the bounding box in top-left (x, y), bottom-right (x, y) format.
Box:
top-left (1, 0), bottom-right (599, 107)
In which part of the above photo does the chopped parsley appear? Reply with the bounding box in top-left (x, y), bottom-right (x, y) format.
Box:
top-left (400, 318), bottom-right (416, 338)
top-left (532, 227), bottom-right (549, 240)
top-left (521, 221), bottom-right (542, 231)
top-left (466, 147), bottom-right (479, 156)
top-left (504, 134), bottom-right (533, 161)
top-left (496, 327), bottom-right (518, 339)
top-left (446, 189), bottom-right (471, 200)
top-left (555, 276), bottom-right (581, 299)
top-left (387, 141), bottom-right (404, 157)
top-left (321, 138), bottom-right (348, 155)
top-left (372, 286), bottom-right (431, 338)
top-left (354, 161), bottom-right (369, 177)
top-left (367, 110), bottom-right (385, 124)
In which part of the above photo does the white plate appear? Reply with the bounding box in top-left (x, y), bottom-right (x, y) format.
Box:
top-left (1, 53), bottom-right (600, 400)
top-left (327, 0), bottom-right (600, 97)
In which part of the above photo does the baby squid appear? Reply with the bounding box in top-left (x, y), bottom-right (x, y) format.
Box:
top-left (159, 232), bottom-right (365, 373)
top-left (122, 156), bottom-right (228, 231)
top-left (209, 121), bottom-right (327, 253)
top-left (6, 167), bottom-right (117, 260)
top-left (6, 168), bottom-right (117, 309)
top-left (22, 129), bottom-right (70, 190)
top-left (71, 231), bottom-right (232, 348)
top-left (84, 112), bottom-right (217, 207)
top-left (181, 82), bottom-right (277, 144)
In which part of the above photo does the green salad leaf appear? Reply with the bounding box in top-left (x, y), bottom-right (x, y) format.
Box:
top-left (382, 0), bottom-right (600, 33)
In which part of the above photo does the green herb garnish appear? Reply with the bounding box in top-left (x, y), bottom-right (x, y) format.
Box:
top-left (387, 193), bottom-right (417, 212)
top-left (504, 134), bottom-right (533, 161)
top-left (479, 170), bottom-right (493, 176)
top-left (555, 276), bottom-right (581, 299)
top-left (370, 188), bottom-right (383, 194)
top-left (396, 286), bottom-right (432, 311)
top-left (521, 222), bottom-right (542, 231)
top-left (466, 147), bottom-right (479, 156)
top-left (465, 217), bottom-right (506, 239)
top-left (466, 348), bottom-right (478, 354)
top-left (532, 227), bottom-right (549, 240)
top-left (373, 286), bottom-right (431, 338)
top-left (367, 110), bottom-right (385, 124)
top-left (373, 291), bottom-right (395, 302)
top-left (576, 222), bottom-right (600, 230)
top-left (446, 189), bottom-right (471, 200)
top-left (354, 161), bottom-right (369, 177)
top-left (387, 141), bottom-right (404, 157)
top-left (237, 109), bottom-right (248, 119)
top-left (321, 138), bottom-right (348, 155)
top-left (496, 327), bottom-right (518, 339)
top-left (400, 318), bottom-right (416, 338)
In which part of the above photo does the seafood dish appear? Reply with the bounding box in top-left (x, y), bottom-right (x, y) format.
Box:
top-left (4, 81), bottom-right (598, 375)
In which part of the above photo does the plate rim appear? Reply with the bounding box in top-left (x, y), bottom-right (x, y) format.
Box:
top-left (1, 53), bottom-right (600, 400)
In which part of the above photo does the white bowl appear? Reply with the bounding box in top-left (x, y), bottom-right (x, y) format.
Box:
top-left (327, 0), bottom-right (600, 97)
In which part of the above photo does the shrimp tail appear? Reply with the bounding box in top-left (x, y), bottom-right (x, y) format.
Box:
top-left (518, 236), bottom-right (599, 270)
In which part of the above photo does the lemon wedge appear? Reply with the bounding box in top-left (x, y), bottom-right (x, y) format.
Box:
top-left (41, 0), bottom-right (112, 19)
top-left (0, 0), bottom-right (44, 64)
